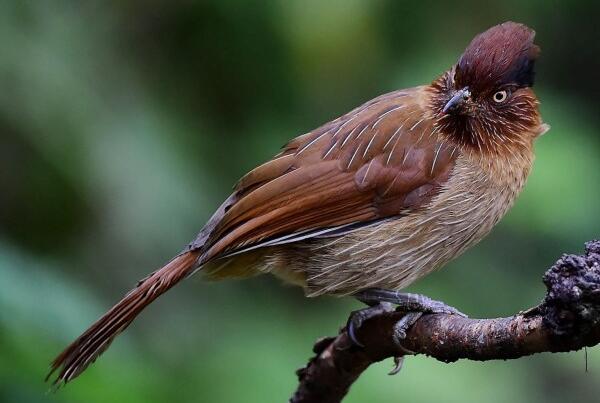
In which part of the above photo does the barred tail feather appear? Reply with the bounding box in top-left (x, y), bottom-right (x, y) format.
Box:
top-left (47, 250), bottom-right (201, 386)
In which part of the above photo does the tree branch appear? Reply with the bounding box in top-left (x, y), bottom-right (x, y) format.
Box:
top-left (290, 240), bottom-right (600, 403)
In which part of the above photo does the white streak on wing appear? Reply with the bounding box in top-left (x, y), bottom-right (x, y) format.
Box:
top-left (341, 124), bottom-right (361, 148)
top-left (361, 159), bottom-right (374, 185)
top-left (298, 113), bottom-right (360, 156)
top-left (355, 125), bottom-right (369, 140)
top-left (219, 224), bottom-right (353, 259)
top-left (382, 171), bottom-right (401, 197)
top-left (409, 118), bottom-right (424, 131)
top-left (372, 105), bottom-right (406, 129)
top-left (401, 147), bottom-right (411, 166)
top-left (386, 130), bottom-right (405, 166)
top-left (322, 139), bottom-right (339, 159)
top-left (331, 114), bottom-right (358, 139)
top-left (347, 143), bottom-right (363, 170)
top-left (430, 142), bottom-right (443, 175)
top-left (296, 130), bottom-right (331, 155)
top-left (383, 125), bottom-right (404, 150)
top-left (363, 130), bottom-right (379, 158)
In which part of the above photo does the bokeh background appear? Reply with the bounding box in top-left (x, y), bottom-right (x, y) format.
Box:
top-left (1, 1), bottom-right (599, 402)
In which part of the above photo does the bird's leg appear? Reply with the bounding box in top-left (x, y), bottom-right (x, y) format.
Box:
top-left (349, 288), bottom-right (467, 373)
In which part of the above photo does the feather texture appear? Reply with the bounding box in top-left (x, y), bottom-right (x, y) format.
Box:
top-left (197, 88), bottom-right (457, 264)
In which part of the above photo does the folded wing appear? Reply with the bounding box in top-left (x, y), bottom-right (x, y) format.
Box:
top-left (194, 88), bottom-right (458, 263)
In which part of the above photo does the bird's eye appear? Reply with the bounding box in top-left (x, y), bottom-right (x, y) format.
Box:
top-left (492, 90), bottom-right (508, 103)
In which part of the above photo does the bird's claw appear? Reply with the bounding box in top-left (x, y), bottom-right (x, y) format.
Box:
top-left (350, 289), bottom-right (467, 372)
top-left (391, 311), bottom-right (423, 344)
top-left (347, 302), bottom-right (394, 347)
top-left (389, 356), bottom-right (405, 375)
top-left (422, 300), bottom-right (468, 318)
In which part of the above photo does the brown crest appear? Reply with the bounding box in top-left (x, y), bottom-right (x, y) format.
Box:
top-left (454, 22), bottom-right (540, 94)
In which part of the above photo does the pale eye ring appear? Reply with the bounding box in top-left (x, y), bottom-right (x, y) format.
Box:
top-left (493, 90), bottom-right (508, 103)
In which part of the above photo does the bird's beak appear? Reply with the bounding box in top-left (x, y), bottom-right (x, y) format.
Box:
top-left (442, 88), bottom-right (471, 114)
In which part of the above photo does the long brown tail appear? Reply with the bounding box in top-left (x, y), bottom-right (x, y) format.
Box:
top-left (46, 250), bottom-right (201, 386)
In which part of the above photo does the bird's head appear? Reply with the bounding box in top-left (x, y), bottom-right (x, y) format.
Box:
top-left (430, 22), bottom-right (548, 154)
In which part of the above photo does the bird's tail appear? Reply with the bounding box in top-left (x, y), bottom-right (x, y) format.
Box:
top-left (46, 250), bottom-right (201, 386)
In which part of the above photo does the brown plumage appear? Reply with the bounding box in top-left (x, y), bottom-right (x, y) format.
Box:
top-left (48, 21), bottom-right (549, 385)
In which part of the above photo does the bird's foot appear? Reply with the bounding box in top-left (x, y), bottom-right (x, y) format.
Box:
top-left (349, 288), bottom-right (467, 374)
top-left (346, 302), bottom-right (394, 347)
top-left (354, 288), bottom-right (467, 318)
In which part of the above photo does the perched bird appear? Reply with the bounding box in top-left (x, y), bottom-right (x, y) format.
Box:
top-left (48, 21), bottom-right (549, 385)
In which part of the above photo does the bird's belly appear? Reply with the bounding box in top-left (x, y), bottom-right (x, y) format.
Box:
top-left (267, 161), bottom-right (522, 296)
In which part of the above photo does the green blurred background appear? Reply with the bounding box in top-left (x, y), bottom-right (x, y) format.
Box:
top-left (0, 1), bottom-right (598, 402)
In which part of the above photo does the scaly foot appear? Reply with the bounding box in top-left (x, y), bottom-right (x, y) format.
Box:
top-left (350, 288), bottom-right (467, 373)
top-left (354, 288), bottom-right (467, 317)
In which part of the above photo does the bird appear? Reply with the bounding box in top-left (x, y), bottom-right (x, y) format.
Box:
top-left (48, 21), bottom-right (549, 385)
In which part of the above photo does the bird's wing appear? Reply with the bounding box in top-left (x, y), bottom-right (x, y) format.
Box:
top-left (194, 88), bottom-right (458, 263)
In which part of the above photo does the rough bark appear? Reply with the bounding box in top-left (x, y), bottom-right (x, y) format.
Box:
top-left (291, 240), bottom-right (600, 403)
